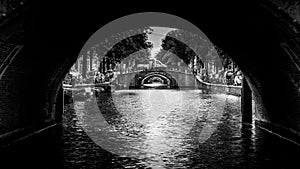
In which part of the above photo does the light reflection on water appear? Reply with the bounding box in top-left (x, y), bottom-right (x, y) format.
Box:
top-left (68, 90), bottom-right (241, 168)
top-left (62, 89), bottom-right (300, 169)
top-left (64, 89), bottom-right (280, 169)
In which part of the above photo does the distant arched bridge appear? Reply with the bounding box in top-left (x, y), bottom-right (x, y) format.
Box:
top-left (113, 68), bottom-right (200, 89)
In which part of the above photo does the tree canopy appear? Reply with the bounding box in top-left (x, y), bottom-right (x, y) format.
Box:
top-left (156, 29), bottom-right (234, 70)
top-left (87, 27), bottom-right (153, 70)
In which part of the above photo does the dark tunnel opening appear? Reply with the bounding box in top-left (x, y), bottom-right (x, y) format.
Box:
top-left (58, 12), bottom-right (295, 168)
top-left (1, 1), bottom-right (300, 168)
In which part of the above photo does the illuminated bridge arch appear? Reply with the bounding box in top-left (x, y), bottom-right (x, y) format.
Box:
top-left (128, 70), bottom-right (180, 89)
top-left (141, 72), bottom-right (172, 88)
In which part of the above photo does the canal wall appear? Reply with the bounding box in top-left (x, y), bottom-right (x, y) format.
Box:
top-left (196, 78), bottom-right (242, 96)
top-left (113, 76), bottom-right (242, 96)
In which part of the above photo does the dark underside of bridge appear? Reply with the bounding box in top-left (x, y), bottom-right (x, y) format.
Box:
top-left (1, 0), bottom-right (300, 168)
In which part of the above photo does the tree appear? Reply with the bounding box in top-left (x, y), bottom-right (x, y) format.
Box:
top-left (105, 32), bottom-right (153, 64)
top-left (157, 29), bottom-right (209, 71)
top-left (161, 35), bottom-right (195, 65)
top-left (214, 45), bottom-right (234, 69)
top-left (87, 27), bottom-right (153, 72)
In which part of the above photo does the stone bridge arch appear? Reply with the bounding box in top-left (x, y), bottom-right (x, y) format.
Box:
top-left (2, 2), bottom-right (300, 160)
top-left (140, 73), bottom-right (172, 86)
top-left (135, 70), bottom-right (178, 89)
top-left (51, 5), bottom-right (300, 144)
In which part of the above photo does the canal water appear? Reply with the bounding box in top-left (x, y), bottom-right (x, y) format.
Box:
top-left (62, 89), bottom-right (300, 169)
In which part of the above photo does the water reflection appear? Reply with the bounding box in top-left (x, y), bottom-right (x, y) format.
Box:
top-left (62, 90), bottom-right (300, 169)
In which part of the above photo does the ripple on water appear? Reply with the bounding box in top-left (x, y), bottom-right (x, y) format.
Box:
top-left (62, 90), bottom-right (257, 168)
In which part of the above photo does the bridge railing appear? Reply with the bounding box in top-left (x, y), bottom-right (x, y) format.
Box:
top-left (116, 67), bottom-right (194, 75)
top-left (195, 76), bottom-right (242, 96)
